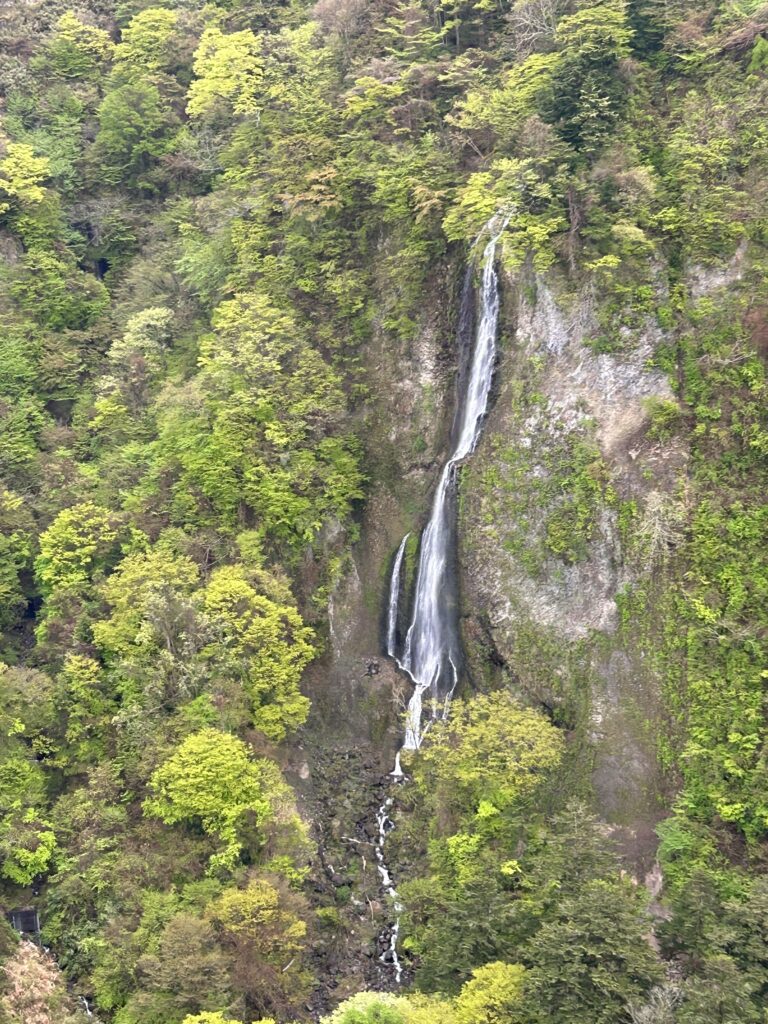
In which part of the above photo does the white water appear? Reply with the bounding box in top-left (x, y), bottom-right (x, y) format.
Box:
top-left (374, 796), bottom-right (404, 983)
top-left (400, 215), bottom-right (508, 747)
top-left (375, 215), bottom-right (508, 982)
top-left (386, 534), bottom-right (409, 660)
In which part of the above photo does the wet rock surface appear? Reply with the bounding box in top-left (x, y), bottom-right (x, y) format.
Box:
top-left (461, 266), bottom-right (690, 873)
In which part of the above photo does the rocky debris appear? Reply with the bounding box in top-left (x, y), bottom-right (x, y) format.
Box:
top-left (293, 740), bottom-right (414, 1012)
top-left (687, 240), bottom-right (746, 299)
top-left (0, 941), bottom-right (89, 1024)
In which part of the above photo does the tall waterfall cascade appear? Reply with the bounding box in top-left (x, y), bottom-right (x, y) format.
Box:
top-left (388, 215), bottom-right (508, 750)
top-left (372, 217), bottom-right (507, 983)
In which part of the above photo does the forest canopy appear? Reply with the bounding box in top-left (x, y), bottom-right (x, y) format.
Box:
top-left (0, 0), bottom-right (767, 1022)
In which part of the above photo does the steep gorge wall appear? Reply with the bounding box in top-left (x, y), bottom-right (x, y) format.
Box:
top-left (303, 254), bottom-right (467, 759)
top-left (289, 254), bottom-right (467, 997)
top-left (310, 252), bottom-right (683, 873)
top-left (295, 233), bottom-right (757, 997)
top-left (460, 257), bottom-right (745, 873)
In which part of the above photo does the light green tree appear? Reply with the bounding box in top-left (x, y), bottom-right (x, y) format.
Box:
top-left (0, 488), bottom-right (33, 629)
top-left (0, 807), bottom-right (57, 885)
top-left (187, 27), bottom-right (263, 121)
top-left (182, 1015), bottom-right (253, 1024)
top-left (114, 8), bottom-right (178, 73)
top-left (524, 877), bottom-right (662, 1023)
top-left (128, 912), bottom-right (232, 1020)
top-left (551, 0), bottom-right (632, 152)
top-left (321, 992), bottom-right (408, 1023)
top-left (104, 306), bottom-right (173, 410)
top-left (0, 144), bottom-right (51, 216)
top-left (454, 962), bottom-right (526, 1024)
top-left (94, 81), bottom-right (178, 187)
top-left (182, 1015), bottom-right (276, 1024)
top-left (202, 565), bottom-right (314, 741)
top-left (413, 691), bottom-right (565, 820)
top-left (207, 880), bottom-right (310, 1016)
top-left (143, 728), bottom-right (284, 872)
top-left (56, 654), bottom-right (113, 773)
top-left (0, 664), bottom-right (56, 743)
top-left (44, 11), bottom-right (114, 79)
top-left (92, 546), bottom-right (199, 659)
top-left (35, 502), bottom-right (119, 598)
top-left (450, 53), bottom-right (560, 146)
top-left (11, 249), bottom-right (109, 331)
top-left (321, 991), bottom-right (455, 1023)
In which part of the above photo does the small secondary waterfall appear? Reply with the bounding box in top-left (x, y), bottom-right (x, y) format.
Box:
top-left (375, 215), bottom-right (507, 981)
top-left (386, 534), bottom-right (409, 660)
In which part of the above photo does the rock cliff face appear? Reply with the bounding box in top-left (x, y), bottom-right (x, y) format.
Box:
top-left (304, 259), bottom-right (464, 759)
top-left (310, 257), bottom-right (689, 874)
top-left (290, 261), bottom-right (464, 998)
top-left (459, 267), bottom-right (689, 871)
top-left (301, 246), bottom-right (750, 992)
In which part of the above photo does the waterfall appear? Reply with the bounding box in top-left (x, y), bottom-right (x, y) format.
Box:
top-left (397, 215), bottom-right (508, 748)
top-left (386, 534), bottom-right (410, 660)
top-left (374, 216), bottom-right (507, 982)
top-left (375, 797), bottom-right (403, 983)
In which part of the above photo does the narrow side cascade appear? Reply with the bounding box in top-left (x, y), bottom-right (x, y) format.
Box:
top-left (386, 534), bottom-right (410, 660)
top-left (397, 215), bottom-right (508, 748)
top-left (373, 216), bottom-right (507, 982)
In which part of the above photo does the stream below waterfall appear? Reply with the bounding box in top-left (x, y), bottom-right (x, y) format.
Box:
top-left (375, 214), bottom-right (508, 980)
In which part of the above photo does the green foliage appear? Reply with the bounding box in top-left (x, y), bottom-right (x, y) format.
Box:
top-left (143, 728), bottom-right (284, 872)
top-left (321, 991), bottom-right (458, 1024)
top-left (412, 690), bottom-right (564, 821)
top-left (524, 878), bottom-right (662, 1022)
top-left (0, 0), bottom-right (766, 1018)
top-left (451, 54), bottom-right (560, 146)
top-left (552, 0), bottom-right (633, 152)
top-left (443, 155), bottom-right (568, 270)
top-left (0, 143), bottom-right (50, 216)
top-left (182, 1016), bottom-right (244, 1024)
top-left (201, 565), bottom-right (314, 740)
top-left (655, 75), bottom-right (767, 261)
top-left (95, 81), bottom-right (179, 188)
top-left (543, 440), bottom-right (613, 562)
top-left (454, 961), bottom-right (526, 1024)
top-left (206, 879), bottom-right (311, 1015)
top-left (645, 294), bottom-right (768, 845)
top-left (89, 548), bottom-right (314, 739)
top-left (678, 955), bottom-right (762, 1023)
top-left (92, 545), bottom-right (200, 659)
top-left (35, 502), bottom-right (119, 598)
top-left (114, 8), bottom-right (178, 73)
top-left (401, 700), bottom-right (569, 993)
top-left (0, 807), bottom-right (57, 885)
top-left (182, 1015), bottom-right (247, 1024)
top-left (186, 27), bottom-right (263, 122)
top-left (44, 12), bottom-right (114, 80)
top-left (116, 911), bottom-right (232, 1023)
top-left (56, 654), bottom-right (114, 772)
top-left (643, 396), bottom-right (683, 441)
top-left (12, 250), bottom-right (109, 331)
top-left (321, 992), bottom-right (408, 1024)
top-left (0, 488), bottom-right (34, 628)
top-left (140, 290), bottom-right (364, 548)
top-left (748, 35), bottom-right (768, 74)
